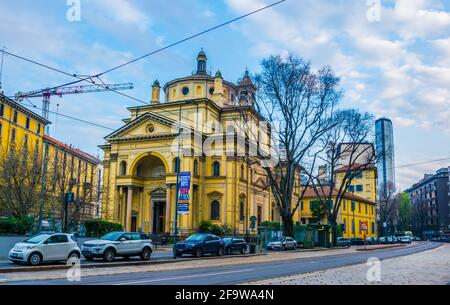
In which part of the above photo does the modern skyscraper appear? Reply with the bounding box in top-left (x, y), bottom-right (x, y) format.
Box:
top-left (375, 118), bottom-right (395, 196)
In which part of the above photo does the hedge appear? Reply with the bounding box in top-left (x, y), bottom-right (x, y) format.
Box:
top-left (198, 220), bottom-right (232, 236)
top-left (84, 220), bottom-right (123, 237)
top-left (0, 216), bottom-right (34, 235)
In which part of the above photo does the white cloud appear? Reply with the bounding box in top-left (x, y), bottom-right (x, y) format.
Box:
top-left (88, 0), bottom-right (150, 31)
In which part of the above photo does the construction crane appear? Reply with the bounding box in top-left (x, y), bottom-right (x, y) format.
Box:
top-left (15, 82), bottom-right (134, 123)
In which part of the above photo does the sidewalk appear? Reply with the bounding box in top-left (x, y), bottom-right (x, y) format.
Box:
top-left (0, 246), bottom-right (360, 283)
top-left (244, 244), bottom-right (450, 285)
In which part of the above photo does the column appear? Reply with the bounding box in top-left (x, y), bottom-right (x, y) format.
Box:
top-left (126, 186), bottom-right (133, 231)
top-left (140, 188), bottom-right (145, 232)
top-left (165, 185), bottom-right (172, 233)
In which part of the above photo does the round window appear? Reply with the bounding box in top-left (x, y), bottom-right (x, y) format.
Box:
top-left (182, 87), bottom-right (190, 96)
top-left (209, 87), bottom-right (214, 95)
top-left (147, 124), bottom-right (155, 133)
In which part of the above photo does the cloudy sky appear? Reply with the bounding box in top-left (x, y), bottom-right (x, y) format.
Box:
top-left (0, 0), bottom-right (449, 191)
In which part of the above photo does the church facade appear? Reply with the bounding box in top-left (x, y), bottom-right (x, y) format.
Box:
top-left (100, 50), bottom-right (286, 235)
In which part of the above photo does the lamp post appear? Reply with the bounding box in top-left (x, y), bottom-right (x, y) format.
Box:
top-left (172, 106), bottom-right (182, 259)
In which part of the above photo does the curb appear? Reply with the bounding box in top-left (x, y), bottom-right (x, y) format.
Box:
top-left (355, 244), bottom-right (406, 251)
top-left (0, 253), bottom-right (267, 274)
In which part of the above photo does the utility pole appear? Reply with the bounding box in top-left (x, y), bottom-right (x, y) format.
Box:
top-left (173, 106), bottom-right (182, 259)
top-left (38, 141), bottom-right (49, 232)
top-left (0, 47), bottom-right (5, 93)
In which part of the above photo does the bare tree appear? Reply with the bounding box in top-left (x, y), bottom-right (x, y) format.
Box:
top-left (45, 151), bottom-right (97, 233)
top-left (378, 182), bottom-right (399, 236)
top-left (0, 144), bottom-right (43, 219)
top-left (411, 198), bottom-right (429, 239)
top-left (307, 109), bottom-right (377, 245)
top-left (252, 55), bottom-right (342, 237)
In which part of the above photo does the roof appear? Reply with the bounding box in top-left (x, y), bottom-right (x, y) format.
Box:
top-left (44, 135), bottom-right (101, 164)
top-left (104, 111), bottom-right (176, 140)
top-left (335, 163), bottom-right (376, 172)
top-left (0, 94), bottom-right (51, 125)
top-left (302, 186), bottom-right (376, 205)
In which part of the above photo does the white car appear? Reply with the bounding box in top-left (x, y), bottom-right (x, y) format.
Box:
top-left (9, 233), bottom-right (81, 266)
top-left (81, 232), bottom-right (154, 262)
top-left (398, 236), bottom-right (412, 244)
top-left (266, 236), bottom-right (297, 250)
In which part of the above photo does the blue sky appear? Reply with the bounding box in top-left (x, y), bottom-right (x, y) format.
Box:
top-left (0, 0), bottom-right (449, 190)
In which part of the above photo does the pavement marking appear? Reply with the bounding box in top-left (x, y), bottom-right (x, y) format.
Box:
top-left (111, 268), bottom-right (254, 285)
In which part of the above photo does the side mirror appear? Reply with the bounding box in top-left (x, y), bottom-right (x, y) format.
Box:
top-left (120, 237), bottom-right (126, 241)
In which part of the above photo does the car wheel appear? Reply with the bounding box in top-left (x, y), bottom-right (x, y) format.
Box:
top-left (240, 248), bottom-right (246, 255)
top-left (28, 252), bottom-right (42, 266)
top-left (68, 251), bottom-right (80, 260)
top-left (176, 252), bottom-right (183, 258)
top-left (217, 247), bottom-right (224, 256)
top-left (102, 248), bottom-right (116, 262)
top-left (140, 247), bottom-right (152, 261)
top-left (194, 248), bottom-right (203, 258)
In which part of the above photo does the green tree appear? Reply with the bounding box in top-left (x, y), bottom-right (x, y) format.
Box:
top-left (398, 192), bottom-right (412, 231)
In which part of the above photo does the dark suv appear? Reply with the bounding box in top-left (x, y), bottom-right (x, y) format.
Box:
top-left (223, 237), bottom-right (247, 255)
top-left (176, 233), bottom-right (225, 257)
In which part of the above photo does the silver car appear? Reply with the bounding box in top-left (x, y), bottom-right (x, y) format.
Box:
top-left (266, 236), bottom-right (297, 250)
top-left (9, 233), bottom-right (81, 266)
top-left (81, 232), bottom-right (154, 262)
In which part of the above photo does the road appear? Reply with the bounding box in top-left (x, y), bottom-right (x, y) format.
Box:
top-left (2, 242), bottom-right (440, 285)
top-left (0, 249), bottom-right (175, 269)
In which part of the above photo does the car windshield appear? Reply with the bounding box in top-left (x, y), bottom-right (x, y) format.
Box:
top-left (271, 237), bottom-right (284, 242)
top-left (186, 234), bottom-right (207, 241)
top-left (24, 234), bottom-right (51, 244)
top-left (101, 232), bottom-right (123, 241)
top-left (222, 238), bottom-right (233, 243)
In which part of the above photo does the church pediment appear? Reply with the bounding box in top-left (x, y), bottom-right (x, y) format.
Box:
top-left (105, 112), bottom-right (176, 141)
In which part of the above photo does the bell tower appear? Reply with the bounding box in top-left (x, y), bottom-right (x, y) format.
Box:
top-left (196, 48), bottom-right (207, 75)
top-left (238, 69), bottom-right (256, 106)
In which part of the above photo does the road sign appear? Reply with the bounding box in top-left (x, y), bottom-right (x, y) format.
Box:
top-left (65, 192), bottom-right (74, 204)
top-left (177, 172), bottom-right (191, 215)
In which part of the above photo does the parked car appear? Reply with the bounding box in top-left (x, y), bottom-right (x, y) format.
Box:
top-left (350, 238), bottom-right (366, 246)
top-left (81, 232), bottom-right (154, 262)
top-left (378, 236), bottom-right (387, 244)
top-left (398, 236), bottom-right (412, 244)
top-left (9, 233), bottom-right (81, 266)
top-left (175, 233), bottom-right (225, 257)
top-left (336, 237), bottom-right (351, 247)
top-left (389, 236), bottom-right (399, 243)
top-left (365, 237), bottom-right (376, 245)
top-left (413, 236), bottom-right (421, 241)
top-left (222, 237), bottom-right (247, 255)
top-left (266, 236), bottom-right (297, 250)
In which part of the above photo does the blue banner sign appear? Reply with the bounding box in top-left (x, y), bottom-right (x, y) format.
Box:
top-left (178, 172), bottom-right (191, 214)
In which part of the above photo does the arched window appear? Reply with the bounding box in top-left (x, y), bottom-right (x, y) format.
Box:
top-left (239, 198), bottom-right (245, 221)
top-left (212, 161), bottom-right (220, 177)
top-left (173, 157), bottom-right (180, 173)
top-left (241, 164), bottom-right (245, 178)
top-left (120, 161), bottom-right (127, 176)
top-left (193, 159), bottom-right (199, 175)
top-left (211, 200), bottom-right (220, 220)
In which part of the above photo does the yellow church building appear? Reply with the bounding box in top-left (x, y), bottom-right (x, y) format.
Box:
top-left (100, 50), bottom-right (278, 235)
